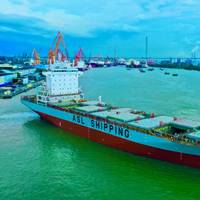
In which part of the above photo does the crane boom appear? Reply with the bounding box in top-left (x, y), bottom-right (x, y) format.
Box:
top-left (48, 32), bottom-right (68, 64)
top-left (74, 48), bottom-right (83, 66)
top-left (31, 48), bottom-right (40, 65)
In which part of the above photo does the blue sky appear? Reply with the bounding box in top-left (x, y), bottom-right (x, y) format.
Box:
top-left (1, 0), bottom-right (200, 57)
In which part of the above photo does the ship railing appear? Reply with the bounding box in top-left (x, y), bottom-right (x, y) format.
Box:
top-left (43, 102), bottom-right (200, 146)
top-left (47, 103), bottom-right (67, 111)
top-left (151, 130), bottom-right (199, 146)
top-left (47, 92), bottom-right (82, 98)
top-left (21, 95), bottom-right (37, 102)
top-left (38, 91), bottom-right (49, 96)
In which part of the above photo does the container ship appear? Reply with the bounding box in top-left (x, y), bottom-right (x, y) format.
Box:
top-left (21, 63), bottom-right (200, 168)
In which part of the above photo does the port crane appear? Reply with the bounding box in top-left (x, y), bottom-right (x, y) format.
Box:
top-left (31, 49), bottom-right (40, 65)
top-left (74, 48), bottom-right (84, 66)
top-left (48, 32), bottom-right (68, 64)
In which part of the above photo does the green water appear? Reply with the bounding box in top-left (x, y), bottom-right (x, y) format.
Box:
top-left (1, 67), bottom-right (200, 200)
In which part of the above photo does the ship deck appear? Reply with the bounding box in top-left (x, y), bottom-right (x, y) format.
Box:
top-left (21, 96), bottom-right (200, 146)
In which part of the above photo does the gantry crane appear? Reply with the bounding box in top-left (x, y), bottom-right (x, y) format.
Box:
top-left (48, 32), bottom-right (68, 64)
top-left (74, 48), bottom-right (84, 66)
top-left (31, 48), bottom-right (40, 65)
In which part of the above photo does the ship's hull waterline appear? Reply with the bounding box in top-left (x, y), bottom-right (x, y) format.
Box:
top-left (22, 100), bottom-right (200, 169)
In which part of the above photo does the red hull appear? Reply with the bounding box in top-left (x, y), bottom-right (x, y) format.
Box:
top-left (37, 111), bottom-right (200, 168)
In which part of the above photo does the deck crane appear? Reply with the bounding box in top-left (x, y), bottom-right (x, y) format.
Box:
top-left (74, 48), bottom-right (84, 66)
top-left (31, 48), bottom-right (40, 65)
top-left (48, 32), bottom-right (68, 64)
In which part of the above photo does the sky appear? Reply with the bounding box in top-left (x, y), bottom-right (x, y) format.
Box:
top-left (0, 0), bottom-right (200, 58)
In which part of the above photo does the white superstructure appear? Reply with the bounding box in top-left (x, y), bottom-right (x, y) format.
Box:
top-left (37, 63), bottom-right (82, 104)
top-left (46, 68), bottom-right (78, 96)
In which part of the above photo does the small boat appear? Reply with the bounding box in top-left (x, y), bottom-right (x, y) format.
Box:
top-left (172, 73), bottom-right (178, 77)
top-left (164, 72), bottom-right (170, 75)
top-left (160, 68), bottom-right (164, 71)
top-left (139, 69), bottom-right (146, 73)
top-left (147, 68), bottom-right (154, 71)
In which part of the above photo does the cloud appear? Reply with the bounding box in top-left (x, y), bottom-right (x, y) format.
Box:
top-left (2, 0), bottom-right (200, 37)
top-left (1, 0), bottom-right (200, 56)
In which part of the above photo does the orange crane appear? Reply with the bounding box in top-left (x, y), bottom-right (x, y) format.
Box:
top-left (31, 48), bottom-right (40, 65)
top-left (48, 32), bottom-right (68, 64)
top-left (74, 48), bottom-right (83, 66)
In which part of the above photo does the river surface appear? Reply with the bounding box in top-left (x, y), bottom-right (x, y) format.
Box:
top-left (0, 67), bottom-right (200, 200)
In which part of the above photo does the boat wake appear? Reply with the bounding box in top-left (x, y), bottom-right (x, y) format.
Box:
top-left (0, 112), bottom-right (38, 120)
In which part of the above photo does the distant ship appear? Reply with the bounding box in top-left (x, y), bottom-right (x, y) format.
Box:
top-left (21, 63), bottom-right (200, 168)
top-left (88, 60), bottom-right (104, 68)
top-left (126, 59), bottom-right (142, 68)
